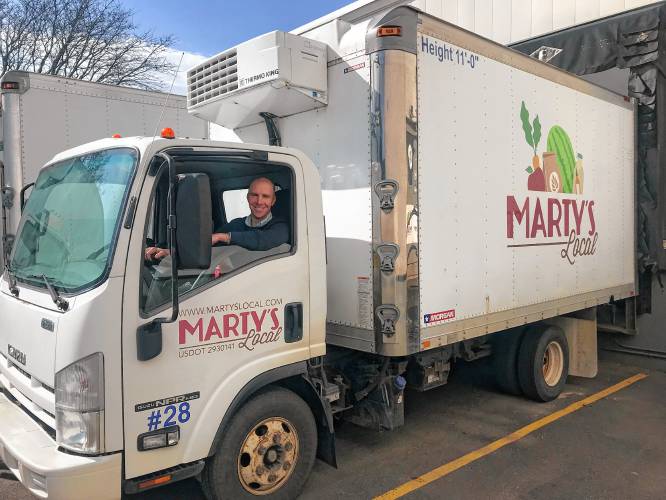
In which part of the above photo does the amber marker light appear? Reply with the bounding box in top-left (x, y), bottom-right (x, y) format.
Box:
top-left (161, 127), bottom-right (176, 139)
top-left (377, 26), bottom-right (402, 37)
top-left (138, 474), bottom-right (172, 490)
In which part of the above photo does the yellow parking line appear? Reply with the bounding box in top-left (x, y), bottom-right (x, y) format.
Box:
top-left (375, 372), bottom-right (648, 500)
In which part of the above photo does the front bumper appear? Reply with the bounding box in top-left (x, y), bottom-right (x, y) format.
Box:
top-left (0, 391), bottom-right (121, 499)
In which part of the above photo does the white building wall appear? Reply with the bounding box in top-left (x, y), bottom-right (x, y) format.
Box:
top-left (411, 0), bottom-right (659, 43)
top-left (296, 0), bottom-right (660, 47)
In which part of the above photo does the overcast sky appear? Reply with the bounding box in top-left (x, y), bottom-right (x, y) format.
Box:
top-left (119, 0), bottom-right (352, 94)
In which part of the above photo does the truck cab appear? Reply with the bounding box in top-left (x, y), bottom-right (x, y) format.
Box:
top-left (0, 136), bottom-right (329, 499)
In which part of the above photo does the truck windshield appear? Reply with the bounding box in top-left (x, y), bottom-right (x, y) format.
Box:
top-left (10, 148), bottom-right (137, 293)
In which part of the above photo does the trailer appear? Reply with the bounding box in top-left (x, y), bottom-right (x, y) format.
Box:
top-left (0, 71), bottom-right (210, 267)
top-left (0, 4), bottom-right (635, 500)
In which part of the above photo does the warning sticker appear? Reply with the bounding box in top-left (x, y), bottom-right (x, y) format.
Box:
top-left (357, 276), bottom-right (371, 327)
top-left (423, 309), bottom-right (456, 324)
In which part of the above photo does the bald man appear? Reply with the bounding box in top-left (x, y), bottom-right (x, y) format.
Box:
top-left (145, 177), bottom-right (289, 261)
top-left (211, 177), bottom-right (289, 251)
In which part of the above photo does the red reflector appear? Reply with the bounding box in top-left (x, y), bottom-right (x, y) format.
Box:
top-left (138, 474), bottom-right (172, 489)
top-left (377, 26), bottom-right (402, 37)
top-left (112, 134), bottom-right (122, 139)
top-left (1, 82), bottom-right (20, 90)
top-left (161, 127), bottom-right (175, 139)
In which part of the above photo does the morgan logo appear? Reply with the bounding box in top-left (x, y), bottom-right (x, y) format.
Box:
top-left (8, 344), bottom-right (26, 365)
top-left (424, 310), bottom-right (456, 324)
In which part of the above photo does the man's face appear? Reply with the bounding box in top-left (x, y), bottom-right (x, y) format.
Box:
top-left (247, 179), bottom-right (275, 221)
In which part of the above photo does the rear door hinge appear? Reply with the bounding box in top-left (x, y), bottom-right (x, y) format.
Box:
top-left (376, 243), bottom-right (399, 273)
top-left (374, 180), bottom-right (399, 213)
top-left (376, 305), bottom-right (400, 336)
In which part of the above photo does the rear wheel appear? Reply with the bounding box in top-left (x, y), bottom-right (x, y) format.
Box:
top-left (517, 325), bottom-right (569, 402)
top-left (202, 387), bottom-right (317, 499)
top-left (491, 328), bottom-right (525, 396)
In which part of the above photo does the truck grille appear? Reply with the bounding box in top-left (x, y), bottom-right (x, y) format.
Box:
top-left (0, 352), bottom-right (55, 431)
top-left (188, 49), bottom-right (238, 107)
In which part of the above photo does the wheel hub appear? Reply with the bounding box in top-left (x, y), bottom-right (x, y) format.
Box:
top-left (543, 340), bottom-right (564, 387)
top-left (237, 417), bottom-right (299, 495)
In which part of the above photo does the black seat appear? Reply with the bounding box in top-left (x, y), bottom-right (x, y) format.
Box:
top-left (272, 188), bottom-right (291, 244)
top-left (273, 188), bottom-right (291, 221)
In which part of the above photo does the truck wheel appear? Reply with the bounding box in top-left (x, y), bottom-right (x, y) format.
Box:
top-left (517, 325), bottom-right (569, 402)
top-left (491, 328), bottom-right (525, 396)
top-left (202, 387), bottom-right (317, 499)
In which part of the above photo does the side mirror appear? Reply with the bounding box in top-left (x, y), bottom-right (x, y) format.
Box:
top-left (175, 173), bottom-right (212, 270)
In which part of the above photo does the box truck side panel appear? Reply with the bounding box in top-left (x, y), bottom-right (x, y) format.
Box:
top-left (15, 75), bottom-right (208, 187)
top-left (416, 25), bottom-right (635, 341)
top-left (236, 55), bottom-right (375, 333)
top-left (17, 88), bottom-right (70, 186)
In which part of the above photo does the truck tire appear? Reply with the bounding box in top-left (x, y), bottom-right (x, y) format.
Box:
top-left (491, 328), bottom-right (525, 396)
top-left (202, 386), bottom-right (317, 500)
top-left (517, 325), bottom-right (569, 402)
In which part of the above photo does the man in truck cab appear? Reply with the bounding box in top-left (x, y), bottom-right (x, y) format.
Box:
top-left (144, 176), bottom-right (289, 261)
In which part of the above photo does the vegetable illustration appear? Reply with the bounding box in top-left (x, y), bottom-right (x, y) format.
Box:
top-left (520, 101), bottom-right (542, 168)
top-left (574, 153), bottom-right (584, 194)
top-left (543, 152), bottom-right (562, 193)
top-left (520, 101), bottom-right (545, 191)
top-left (547, 126), bottom-right (576, 193)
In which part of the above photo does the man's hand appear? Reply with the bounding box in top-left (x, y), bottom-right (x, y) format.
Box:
top-left (212, 233), bottom-right (231, 245)
top-left (145, 246), bottom-right (170, 261)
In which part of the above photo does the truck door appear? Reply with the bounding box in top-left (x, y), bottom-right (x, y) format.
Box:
top-left (121, 148), bottom-right (312, 480)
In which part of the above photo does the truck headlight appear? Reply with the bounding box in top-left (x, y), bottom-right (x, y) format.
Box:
top-left (55, 352), bottom-right (105, 454)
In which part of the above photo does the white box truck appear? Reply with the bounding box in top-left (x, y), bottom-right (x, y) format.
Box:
top-left (0, 71), bottom-right (210, 268)
top-left (0, 5), bottom-right (635, 500)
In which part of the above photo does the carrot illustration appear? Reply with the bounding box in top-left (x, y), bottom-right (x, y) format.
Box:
top-left (521, 101), bottom-right (545, 191)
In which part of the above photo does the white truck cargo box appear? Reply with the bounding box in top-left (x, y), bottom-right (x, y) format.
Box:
top-left (416, 22), bottom-right (635, 345)
top-left (189, 6), bottom-right (636, 357)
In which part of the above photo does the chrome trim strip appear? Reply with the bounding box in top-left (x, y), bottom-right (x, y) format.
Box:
top-left (370, 49), bottom-right (419, 357)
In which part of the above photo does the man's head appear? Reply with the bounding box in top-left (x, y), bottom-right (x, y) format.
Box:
top-left (246, 177), bottom-right (276, 221)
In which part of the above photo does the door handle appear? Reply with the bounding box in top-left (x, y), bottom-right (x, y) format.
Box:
top-left (284, 303), bottom-right (303, 343)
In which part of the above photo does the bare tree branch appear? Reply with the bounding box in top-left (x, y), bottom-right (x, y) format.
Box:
top-left (0, 0), bottom-right (176, 90)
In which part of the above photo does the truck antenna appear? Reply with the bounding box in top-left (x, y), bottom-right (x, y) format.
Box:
top-left (151, 51), bottom-right (185, 141)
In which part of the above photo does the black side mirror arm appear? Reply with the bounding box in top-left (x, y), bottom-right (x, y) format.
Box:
top-left (20, 182), bottom-right (35, 212)
top-left (137, 152), bottom-right (179, 361)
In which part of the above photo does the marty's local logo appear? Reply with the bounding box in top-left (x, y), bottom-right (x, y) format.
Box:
top-left (506, 102), bottom-right (598, 265)
top-left (177, 300), bottom-right (283, 358)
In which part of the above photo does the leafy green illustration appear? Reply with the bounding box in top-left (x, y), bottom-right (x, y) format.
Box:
top-left (520, 101), bottom-right (542, 156)
top-left (525, 166), bottom-right (533, 173)
top-left (547, 125), bottom-right (576, 193)
top-left (520, 101), bottom-right (533, 148)
top-left (532, 115), bottom-right (541, 150)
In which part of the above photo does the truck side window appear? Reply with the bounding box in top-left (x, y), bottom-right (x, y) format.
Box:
top-left (140, 166), bottom-right (294, 315)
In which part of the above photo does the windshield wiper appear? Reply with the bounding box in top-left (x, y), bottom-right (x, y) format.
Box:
top-left (4, 265), bottom-right (19, 297)
top-left (40, 274), bottom-right (69, 311)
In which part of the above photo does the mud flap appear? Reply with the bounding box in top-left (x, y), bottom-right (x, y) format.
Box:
top-left (545, 308), bottom-right (598, 378)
